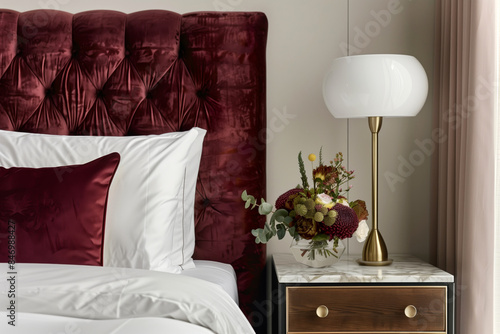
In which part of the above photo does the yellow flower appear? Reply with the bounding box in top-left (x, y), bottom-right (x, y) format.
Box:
top-left (313, 165), bottom-right (334, 182)
top-left (336, 198), bottom-right (349, 207)
top-left (314, 172), bottom-right (326, 181)
top-left (308, 154), bottom-right (316, 162)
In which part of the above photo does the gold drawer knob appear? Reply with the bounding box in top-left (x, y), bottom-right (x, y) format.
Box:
top-left (316, 305), bottom-right (329, 318)
top-left (405, 305), bottom-right (418, 318)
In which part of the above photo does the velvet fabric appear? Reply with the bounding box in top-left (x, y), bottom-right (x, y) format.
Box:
top-left (0, 9), bottom-right (267, 326)
top-left (0, 152), bottom-right (120, 266)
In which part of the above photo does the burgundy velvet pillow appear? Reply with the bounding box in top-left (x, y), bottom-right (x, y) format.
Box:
top-left (0, 153), bottom-right (120, 266)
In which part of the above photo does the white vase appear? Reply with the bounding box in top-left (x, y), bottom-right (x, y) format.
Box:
top-left (290, 237), bottom-right (345, 268)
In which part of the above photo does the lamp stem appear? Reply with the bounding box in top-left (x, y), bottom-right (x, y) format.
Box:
top-left (359, 116), bottom-right (392, 266)
top-left (368, 117), bottom-right (382, 232)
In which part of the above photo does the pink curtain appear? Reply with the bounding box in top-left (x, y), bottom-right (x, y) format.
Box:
top-left (431, 0), bottom-right (496, 333)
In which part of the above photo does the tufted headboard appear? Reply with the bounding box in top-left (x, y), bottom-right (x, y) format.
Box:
top-left (0, 9), bottom-right (267, 328)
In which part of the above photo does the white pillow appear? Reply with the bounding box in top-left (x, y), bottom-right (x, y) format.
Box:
top-left (0, 128), bottom-right (206, 273)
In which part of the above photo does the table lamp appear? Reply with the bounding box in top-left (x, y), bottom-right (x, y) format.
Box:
top-left (322, 54), bottom-right (428, 266)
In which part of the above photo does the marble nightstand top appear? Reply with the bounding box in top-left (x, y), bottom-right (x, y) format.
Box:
top-left (273, 253), bottom-right (454, 283)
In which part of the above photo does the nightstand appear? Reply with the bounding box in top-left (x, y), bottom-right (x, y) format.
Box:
top-left (272, 253), bottom-right (454, 334)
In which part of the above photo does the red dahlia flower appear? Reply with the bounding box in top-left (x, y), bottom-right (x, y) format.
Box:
top-left (275, 188), bottom-right (302, 210)
top-left (320, 203), bottom-right (359, 240)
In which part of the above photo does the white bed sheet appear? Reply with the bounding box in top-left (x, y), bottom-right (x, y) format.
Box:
top-left (182, 260), bottom-right (239, 304)
top-left (1, 313), bottom-right (215, 334)
top-left (0, 263), bottom-right (254, 334)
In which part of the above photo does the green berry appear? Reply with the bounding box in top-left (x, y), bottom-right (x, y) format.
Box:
top-left (295, 204), bottom-right (307, 216)
top-left (324, 215), bottom-right (336, 226)
top-left (314, 212), bottom-right (324, 222)
top-left (328, 210), bottom-right (338, 218)
top-left (305, 199), bottom-right (315, 210)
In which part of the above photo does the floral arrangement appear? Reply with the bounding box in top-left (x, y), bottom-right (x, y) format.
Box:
top-left (242, 149), bottom-right (369, 260)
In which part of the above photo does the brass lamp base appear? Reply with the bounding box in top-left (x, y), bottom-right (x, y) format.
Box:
top-left (356, 229), bottom-right (393, 266)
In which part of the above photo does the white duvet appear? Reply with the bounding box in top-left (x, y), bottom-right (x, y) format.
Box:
top-left (0, 263), bottom-right (255, 334)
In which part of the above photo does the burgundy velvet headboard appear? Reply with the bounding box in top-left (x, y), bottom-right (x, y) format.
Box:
top-left (0, 8), bottom-right (267, 328)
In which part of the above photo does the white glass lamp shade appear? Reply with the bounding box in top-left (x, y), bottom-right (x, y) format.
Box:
top-left (323, 54), bottom-right (428, 118)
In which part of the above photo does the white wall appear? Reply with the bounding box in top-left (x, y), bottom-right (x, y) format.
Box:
top-left (346, 0), bottom-right (435, 259)
top-left (2, 0), bottom-right (435, 261)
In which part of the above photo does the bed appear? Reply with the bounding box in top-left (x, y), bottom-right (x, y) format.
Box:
top-left (0, 9), bottom-right (267, 333)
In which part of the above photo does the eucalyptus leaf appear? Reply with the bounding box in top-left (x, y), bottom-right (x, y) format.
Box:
top-left (263, 223), bottom-right (275, 236)
top-left (263, 224), bottom-right (271, 233)
top-left (277, 224), bottom-right (286, 240)
top-left (271, 209), bottom-right (289, 224)
top-left (257, 229), bottom-right (267, 242)
top-left (251, 228), bottom-right (260, 237)
top-left (258, 201), bottom-right (273, 215)
top-left (266, 232), bottom-right (274, 242)
top-left (261, 228), bottom-right (275, 243)
top-left (249, 196), bottom-right (258, 209)
top-left (241, 190), bottom-right (248, 201)
top-left (269, 222), bottom-right (277, 234)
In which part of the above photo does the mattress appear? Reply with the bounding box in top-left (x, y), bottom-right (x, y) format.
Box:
top-left (182, 260), bottom-right (239, 303)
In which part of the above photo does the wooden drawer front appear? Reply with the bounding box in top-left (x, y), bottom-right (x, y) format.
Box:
top-left (287, 286), bottom-right (447, 333)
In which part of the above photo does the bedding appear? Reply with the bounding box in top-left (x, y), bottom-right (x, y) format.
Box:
top-left (1, 314), bottom-right (215, 334)
top-left (0, 153), bottom-right (120, 266)
top-left (0, 128), bottom-right (206, 273)
top-left (0, 8), bottom-right (267, 331)
top-left (181, 260), bottom-right (239, 303)
top-left (0, 263), bottom-right (254, 334)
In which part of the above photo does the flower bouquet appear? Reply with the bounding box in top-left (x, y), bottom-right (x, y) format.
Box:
top-left (242, 149), bottom-right (369, 267)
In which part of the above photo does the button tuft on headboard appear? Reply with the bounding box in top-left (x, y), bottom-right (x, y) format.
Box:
top-left (45, 86), bottom-right (56, 97)
top-left (196, 87), bottom-right (209, 99)
top-left (202, 197), bottom-right (211, 208)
